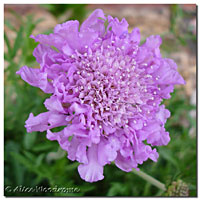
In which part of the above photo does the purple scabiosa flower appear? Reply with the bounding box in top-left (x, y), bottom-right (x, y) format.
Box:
top-left (17, 9), bottom-right (185, 182)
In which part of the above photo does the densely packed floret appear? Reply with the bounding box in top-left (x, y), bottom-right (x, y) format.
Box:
top-left (17, 9), bottom-right (185, 182)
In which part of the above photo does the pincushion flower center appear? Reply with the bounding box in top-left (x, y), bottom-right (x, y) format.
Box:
top-left (71, 40), bottom-right (145, 129)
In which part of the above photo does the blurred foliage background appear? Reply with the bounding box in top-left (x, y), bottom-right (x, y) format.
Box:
top-left (4, 4), bottom-right (196, 197)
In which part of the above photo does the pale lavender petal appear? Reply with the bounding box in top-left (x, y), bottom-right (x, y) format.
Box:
top-left (16, 66), bottom-right (54, 93)
top-left (115, 152), bottom-right (138, 172)
top-left (108, 16), bottom-right (129, 36)
top-left (130, 27), bottom-right (141, 44)
top-left (98, 139), bottom-right (118, 166)
top-left (44, 96), bottom-right (66, 113)
top-left (25, 111), bottom-right (68, 133)
top-left (78, 144), bottom-right (104, 182)
top-left (80, 9), bottom-right (106, 36)
top-left (25, 112), bottom-right (49, 133)
top-left (33, 44), bottom-right (54, 64)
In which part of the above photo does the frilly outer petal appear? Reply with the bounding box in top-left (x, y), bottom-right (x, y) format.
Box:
top-left (78, 144), bottom-right (104, 182)
top-left (16, 66), bottom-right (54, 93)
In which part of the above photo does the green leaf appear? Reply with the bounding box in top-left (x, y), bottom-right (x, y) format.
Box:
top-left (4, 53), bottom-right (10, 62)
top-left (159, 148), bottom-right (180, 169)
top-left (32, 142), bottom-right (55, 152)
top-left (35, 153), bottom-right (45, 167)
top-left (107, 182), bottom-right (127, 196)
top-left (65, 162), bottom-right (79, 171)
top-left (10, 151), bottom-right (47, 180)
top-left (23, 151), bottom-right (37, 162)
top-left (11, 26), bottom-right (23, 58)
top-left (10, 152), bottom-right (33, 169)
top-left (34, 18), bottom-right (45, 25)
top-left (4, 19), bottom-right (17, 32)
top-left (5, 141), bottom-right (25, 185)
top-left (23, 132), bottom-right (37, 150)
top-left (4, 32), bottom-right (12, 54)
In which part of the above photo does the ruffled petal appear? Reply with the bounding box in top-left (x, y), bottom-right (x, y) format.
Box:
top-left (98, 139), bottom-right (118, 166)
top-left (33, 44), bottom-right (54, 64)
top-left (54, 20), bottom-right (80, 51)
top-left (16, 66), bottom-right (54, 93)
top-left (154, 59), bottom-right (185, 85)
top-left (140, 121), bottom-right (170, 146)
top-left (54, 20), bottom-right (99, 54)
top-left (129, 118), bottom-right (143, 130)
top-left (46, 128), bottom-right (70, 151)
top-left (25, 112), bottom-right (49, 133)
top-left (66, 134), bottom-right (91, 162)
top-left (159, 85), bottom-right (174, 99)
top-left (89, 126), bottom-right (101, 144)
top-left (156, 105), bottom-right (170, 124)
top-left (144, 35), bottom-right (162, 49)
top-left (69, 102), bottom-right (89, 115)
top-left (64, 123), bottom-right (88, 138)
top-left (78, 144), bottom-right (104, 182)
top-left (133, 143), bottom-right (159, 164)
top-left (30, 34), bottom-right (63, 51)
top-left (80, 9), bottom-right (106, 36)
top-left (44, 96), bottom-right (66, 113)
top-left (108, 16), bottom-right (129, 37)
top-left (76, 143), bottom-right (88, 164)
top-left (130, 27), bottom-right (141, 44)
top-left (115, 152), bottom-right (137, 172)
top-left (48, 113), bottom-right (67, 127)
top-left (67, 136), bottom-right (80, 161)
top-left (25, 111), bottom-right (67, 133)
top-left (102, 123), bottom-right (116, 135)
top-left (148, 128), bottom-right (170, 146)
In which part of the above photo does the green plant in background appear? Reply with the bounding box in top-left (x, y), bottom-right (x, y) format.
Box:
top-left (4, 5), bottom-right (196, 197)
top-left (41, 4), bottom-right (87, 23)
top-left (170, 4), bottom-right (196, 46)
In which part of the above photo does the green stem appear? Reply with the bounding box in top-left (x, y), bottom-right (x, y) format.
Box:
top-left (132, 168), bottom-right (166, 191)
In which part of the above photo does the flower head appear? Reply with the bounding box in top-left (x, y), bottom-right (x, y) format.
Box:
top-left (17, 9), bottom-right (185, 182)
